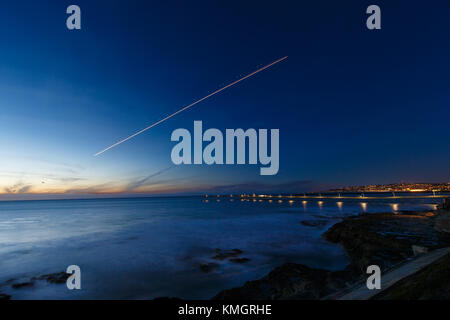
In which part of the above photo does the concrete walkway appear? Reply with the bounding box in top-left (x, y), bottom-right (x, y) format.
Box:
top-left (334, 247), bottom-right (450, 300)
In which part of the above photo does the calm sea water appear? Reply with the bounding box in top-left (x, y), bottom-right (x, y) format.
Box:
top-left (0, 195), bottom-right (444, 299)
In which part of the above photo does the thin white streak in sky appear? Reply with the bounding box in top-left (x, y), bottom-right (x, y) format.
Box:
top-left (94, 56), bottom-right (288, 156)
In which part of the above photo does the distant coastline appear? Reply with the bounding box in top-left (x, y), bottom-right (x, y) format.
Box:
top-left (1, 182), bottom-right (449, 202)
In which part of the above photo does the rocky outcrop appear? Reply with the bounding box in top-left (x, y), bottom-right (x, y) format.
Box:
top-left (199, 248), bottom-right (251, 273)
top-left (300, 220), bottom-right (328, 228)
top-left (212, 249), bottom-right (243, 260)
top-left (325, 211), bottom-right (450, 274)
top-left (199, 263), bottom-right (220, 273)
top-left (11, 282), bottom-right (34, 289)
top-left (214, 263), bottom-right (352, 300)
top-left (32, 272), bottom-right (70, 284)
top-left (214, 210), bottom-right (450, 300)
top-left (2, 271), bottom-right (70, 299)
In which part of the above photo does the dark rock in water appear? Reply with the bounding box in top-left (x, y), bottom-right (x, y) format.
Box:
top-left (300, 220), bottom-right (328, 228)
top-left (324, 212), bottom-right (450, 273)
top-left (7, 272), bottom-right (68, 290)
top-left (212, 249), bottom-right (243, 260)
top-left (229, 258), bottom-right (250, 264)
top-left (199, 263), bottom-right (220, 273)
top-left (213, 263), bottom-right (352, 300)
top-left (11, 281), bottom-right (34, 289)
top-left (32, 272), bottom-right (69, 284)
top-left (0, 293), bottom-right (11, 300)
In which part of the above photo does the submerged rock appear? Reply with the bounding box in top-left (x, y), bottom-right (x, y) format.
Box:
top-left (213, 263), bottom-right (352, 300)
top-left (300, 220), bottom-right (328, 228)
top-left (199, 263), bottom-right (220, 273)
top-left (229, 258), bottom-right (250, 264)
top-left (212, 249), bottom-right (243, 260)
top-left (32, 272), bottom-right (69, 284)
top-left (11, 281), bottom-right (34, 289)
top-left (7, 271), bottom-right (69, 290)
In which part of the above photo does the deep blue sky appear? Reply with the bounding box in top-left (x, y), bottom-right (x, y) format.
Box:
top-left (0, 0), bottom-right (449, 199)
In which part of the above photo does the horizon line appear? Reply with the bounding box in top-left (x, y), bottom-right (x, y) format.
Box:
top-left (1, 189), bottom-right (449, 203)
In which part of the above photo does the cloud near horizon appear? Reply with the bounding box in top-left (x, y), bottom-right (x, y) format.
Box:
top-left (0, 177), bottom-right (333, 201)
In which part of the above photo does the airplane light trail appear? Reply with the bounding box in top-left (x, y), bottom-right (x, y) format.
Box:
top-left (94, 56), bottom-right (288, 156)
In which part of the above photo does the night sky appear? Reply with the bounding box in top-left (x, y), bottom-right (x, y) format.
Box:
top-left (0, 0), bottom-right (449, 199)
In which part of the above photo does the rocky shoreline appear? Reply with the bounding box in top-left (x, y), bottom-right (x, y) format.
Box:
top-left (214, 208), bottom-right (450, 300)
top-left (0, 272), bottom-right (70, 300)
top-left (2, 207), bottom-right (449, 300)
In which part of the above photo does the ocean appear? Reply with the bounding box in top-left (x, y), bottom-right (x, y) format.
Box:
top-left (0, 195), bottom-right (444, 299)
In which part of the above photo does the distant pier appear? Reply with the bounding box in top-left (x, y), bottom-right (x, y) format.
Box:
top-left (205, 193), bottom-right (450, 201)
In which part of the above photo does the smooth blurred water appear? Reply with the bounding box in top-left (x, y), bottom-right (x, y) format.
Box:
top-left (0, 195), bottom-right (443, 299)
